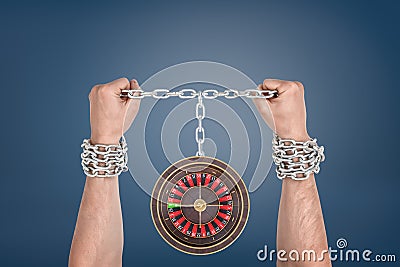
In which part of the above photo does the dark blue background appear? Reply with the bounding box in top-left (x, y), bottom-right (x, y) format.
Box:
top-left (1, 1), bottom-right (399, 266)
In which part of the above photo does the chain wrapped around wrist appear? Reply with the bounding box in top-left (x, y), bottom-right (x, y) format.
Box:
top-left (81, 136), bottom-right (128, 178)
top-left (272, 134), bottom-right (325, 180)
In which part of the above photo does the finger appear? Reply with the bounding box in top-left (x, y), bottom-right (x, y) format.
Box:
top-left (263, 79), bottom-right (304, 97)
top-left (257, 79), bottom-right (286, 100)
top-left (253, 87), bottom-right (271, 112)
top-left (262, 79), bottom-right (287, 93)
top-left (123, 79), bottom-right (141, 133)
top-left (106, 77), bottom-right (131, 95)
top-left (128, 78), bottom-right (141, 101)
top-left (130, 79), bottom-right (141, 99)
top-left (130, 79), bottom-right (141, 96)
top-left (293, 81), bottom-right (304, 91)
top-left (130, 79), bottom-right (139, 89)
top-left (253, 84), bottom-right (275, 130)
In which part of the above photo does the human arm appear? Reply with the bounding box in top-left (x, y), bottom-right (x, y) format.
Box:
top-left (69, 78), bottom-right (140, 267)
top-left (254, 79), bottom-right (331, 267)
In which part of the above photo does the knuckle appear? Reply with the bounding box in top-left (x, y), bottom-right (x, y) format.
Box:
top-left (115, 77), bottom-right (129, 87)
top-left (120, 77), bottom-right (129, 85)
top-left (295, 81), bottom-right (304, 88)
top-left (286, 81), bottom-right (298, 89)
top-left (96, 85), bottom-right (112, 98)
top-left (89, 84), bottom-right (101, 99)
top-left (90, 84), bottom-right (101, 92)
top-left (263, 79), bottom-right (279, 86)
top-left (284, 81), bottom-right (302, 95)
top-left (98, 86), bottom-right (110, 95)
top-left (294, 81), bottom-right (304, 91)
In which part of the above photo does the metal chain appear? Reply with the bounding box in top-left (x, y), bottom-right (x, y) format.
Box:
top-left (271, 134), bottom-right (325, 180)
top-left (81, 136), bottom-right (129, 177)
top-left (118, 88), bottom-right (326, 180)
top-left (120, 88), bottom-right (278, 99)
top-left (195, 92), bottom-right (205, 156)
top-left (120, 88), bottom-right (278, 157)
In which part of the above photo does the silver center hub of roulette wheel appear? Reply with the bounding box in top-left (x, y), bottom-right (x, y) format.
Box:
top-left (193, 199), bottom-right (207, 212)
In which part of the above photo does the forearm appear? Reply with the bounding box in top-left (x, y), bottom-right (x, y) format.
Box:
top-left (277, 175), bottom-right (331, 266)
top-left (69, 176), bottom-right (123, 267)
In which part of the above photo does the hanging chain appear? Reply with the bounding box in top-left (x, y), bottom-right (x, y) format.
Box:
top-left (120, 88), bottom-right (278, 99)
top-left (195, 92), bottom-right (205, 156)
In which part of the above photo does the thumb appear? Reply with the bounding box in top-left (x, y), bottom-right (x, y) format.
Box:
top-left (108, 77), bottom-right (132, 107)
top-left (123, 79), bottom-right (141, 133)
top-left (126, 78), bottom-right (140, 106)
top-left (108, 77), bottom-right (131, 95)
top-left (253, 84), bottom-right (275, 131)
top-left (130, 79), bottom-right (140, 91)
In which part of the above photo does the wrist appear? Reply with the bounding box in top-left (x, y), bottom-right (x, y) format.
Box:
top-left (276, 132), bottom-right (310, 142)
top-left (90, 134), bottom-right (121, 145)
top-left (275, 124), bottom-right (310, 141)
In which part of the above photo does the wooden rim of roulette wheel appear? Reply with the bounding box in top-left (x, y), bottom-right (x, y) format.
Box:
top-left (150, 156), bottom-right (250, 255)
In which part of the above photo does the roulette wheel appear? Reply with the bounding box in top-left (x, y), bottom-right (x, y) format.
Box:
top-left (151, 156), bottom-right (250, 255)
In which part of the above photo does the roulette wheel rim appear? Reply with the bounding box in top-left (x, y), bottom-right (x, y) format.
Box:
top-left (150, 156), bottom-right (250, 255)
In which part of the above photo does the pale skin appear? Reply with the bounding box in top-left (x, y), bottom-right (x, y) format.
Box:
top-left (69, 78), bottom-right (331, 267)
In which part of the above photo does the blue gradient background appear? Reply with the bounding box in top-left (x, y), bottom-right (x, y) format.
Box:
top-left (0, 1), bottom-right (399, 266)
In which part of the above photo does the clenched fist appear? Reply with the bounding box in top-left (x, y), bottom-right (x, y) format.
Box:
top-left (254, 79), bottom-right (310, 141)
top-left (89, 78), bottom-right (141, 145)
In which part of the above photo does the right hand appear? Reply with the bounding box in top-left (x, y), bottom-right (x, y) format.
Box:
top-left (253, 79), bottom-right (310, 141)
top-left (88, 78), bottom-right (141, 145)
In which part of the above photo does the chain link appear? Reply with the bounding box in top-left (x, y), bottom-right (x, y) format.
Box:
top-left (178, 89), bottom-right (198, 99)
top-left (120, 88), bottom-right (278, 99)
top-left (195, 92), bottom-right (205, 156)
